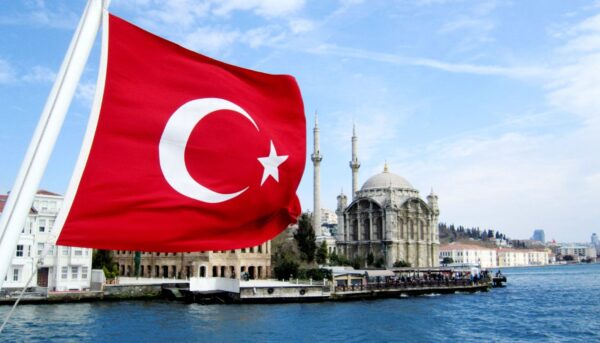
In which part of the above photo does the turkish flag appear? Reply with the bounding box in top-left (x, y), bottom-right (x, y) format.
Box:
top-left (55, 14), bottom-right (305, 252)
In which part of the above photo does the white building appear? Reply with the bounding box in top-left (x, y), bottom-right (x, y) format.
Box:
top-left (1, 191), bottom-right (93, 292)
top-left (439, 243), bottom-right (498, 268)
top-left (559, 244), bottom-right (596, 261)
top-left (497, 248), bottom-right (550, 267)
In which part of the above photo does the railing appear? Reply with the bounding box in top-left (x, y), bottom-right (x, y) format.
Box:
top-left (334, 278), bottom-right (490, 293)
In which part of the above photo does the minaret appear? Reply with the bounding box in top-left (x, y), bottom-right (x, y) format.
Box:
top-left (311, 112), bottom-right (323, 236)
top-left (349, 124), bottom-right (360, 199)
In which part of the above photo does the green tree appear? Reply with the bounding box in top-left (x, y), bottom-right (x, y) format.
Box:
top-left (294, 213), bottom-right (316, 263)
top-left (374, 257), bottom-right (385, 268)
top-left (134, 251), bottom-right (141, 277)
top-left (351, 256), bottom-right (364, 269)
top-left (367, 252), bottom-right (375, 266)
top-left (442, 257), bottom-right (454, 265)
top-left (93, 249), bottom-right (117, 278)
top-left (271, 230), bottom-right (301, 280)
top-left (393, 260), bottom-right (411, 268)
top-left (316, 241), bottom-right (328, 265)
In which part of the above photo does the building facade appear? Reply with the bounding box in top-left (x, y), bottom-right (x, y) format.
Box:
top-left (496, 248), bottom-right (550, 267)
top-left (558, 244), bottom-right (597, 261)
top-left (439, 243), bottom-right (498, 268)
top-left (113, 241), bottom-right (271, 280)
top-left (1, 191), bottom-right (92, 292)
top-left (336, 164), bottom-right (440, 268)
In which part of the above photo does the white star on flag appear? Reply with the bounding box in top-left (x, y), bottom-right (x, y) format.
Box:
top-left (258, 141), bottom-right (288, 186)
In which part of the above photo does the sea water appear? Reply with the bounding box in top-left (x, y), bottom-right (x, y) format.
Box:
top-left (1, 263), bottom-right (599, 342)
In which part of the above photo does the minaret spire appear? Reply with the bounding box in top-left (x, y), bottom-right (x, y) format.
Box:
top-left (349, 123), bottom-right (360, 199)
top-left (311, 111), bottom-right (323, 236)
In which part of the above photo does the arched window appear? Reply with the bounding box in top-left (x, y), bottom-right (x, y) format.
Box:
top-left (352, 219), bottom-right (359, 240)
top-left (409, 221), bottom-right (414, 240)
top-left (420, 221), bottom-right (425, 240)
top-left (220, 266), bottom-right (226, 277)
top-left (199, 266), bottom-right (206, 277)
top-left (363, 218), bottom-right (370, 240)
top-left (376, 216), bottom-right (383, 240)
top-left (212, 266), bottom-right (218, 277)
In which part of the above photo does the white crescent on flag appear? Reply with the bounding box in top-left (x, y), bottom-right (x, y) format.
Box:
top-left (158, 98), bottom-right (259, 204)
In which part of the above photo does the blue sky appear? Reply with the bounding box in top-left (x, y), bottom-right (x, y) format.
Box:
top-left (1, 0), bottom-right (599, 243)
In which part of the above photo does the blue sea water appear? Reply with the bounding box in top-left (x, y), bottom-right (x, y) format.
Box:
top-left (1, 263), bottom-right (599, 342)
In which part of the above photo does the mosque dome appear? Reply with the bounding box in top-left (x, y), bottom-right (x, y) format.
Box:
top-left (361, 164), bottom-right (414, 191)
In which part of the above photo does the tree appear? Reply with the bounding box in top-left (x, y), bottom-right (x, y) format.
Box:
top-left (134, 251), bottom-right (141, 277)
top-left (294, 213), bottom-right (316, 263)
top-left (351, 256), bottom-right (364, 270)
top-left (316, 241), bottom-right (328, 265)
top-left (92, 250), bottom-right (117, 278)
top-left (271, 235), bottom-right (301, 280)
top-left (393, 260), bottom-right (411, 268)
top-left (374, 257), bottom-right (385, 268)
top-left (367, 252), bottom-right (375, 266)
top-left (442, 257), bottom-right (454, 265)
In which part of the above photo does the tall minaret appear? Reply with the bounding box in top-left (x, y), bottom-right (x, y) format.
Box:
top-left (349, 123), bottom-right (360, 199)
top-left (311, 112), bottom-right (323, 236)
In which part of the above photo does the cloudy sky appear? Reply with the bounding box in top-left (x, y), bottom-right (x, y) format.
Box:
top-left (1, 0), bottom-right (599, 243)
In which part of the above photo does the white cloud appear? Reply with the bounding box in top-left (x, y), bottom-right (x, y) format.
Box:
top-left (0, 59), bottom-right (17, 84)
top-left (0, 0), bottom-right (79, 29)
top-left (310, 44), bottom-right (548, 78)
top-left (547, 13), bottom-right (600, 124)
top-left (22, 66), bottom-right (56, 83)
top-left (75, 81), bottom-right (96, 105)
top-left (184, 27), bottom-right (240, 55)
top-left (289, 19), bottom-right (315, 34)
top-left (211, 0), bottom-right (305, 18)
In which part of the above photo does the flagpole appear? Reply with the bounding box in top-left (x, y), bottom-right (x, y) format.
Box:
top-left (0, 0), bottom-right (106, 290)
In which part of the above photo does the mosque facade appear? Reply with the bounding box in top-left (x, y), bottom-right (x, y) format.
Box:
top-left (311, 119), bottom-right (440, 268)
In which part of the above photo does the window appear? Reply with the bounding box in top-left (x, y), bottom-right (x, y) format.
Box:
top-left (62, 247), bottom-right (69, 256)
top-left (13, 268), bottom-right (20, 282)
top-left (82, 267), bottom-right (88, 279)
top-left (16, 245), bottom-right (24, 257)
top-left (48, 245), bottom-right (54, 255)
top-left (49, 220), bottom-right (55, 232)
top-left (37, 243), bottom-right (44, 256)
top-left (71, 266), bottom-right (79, 279)
top-left (39, 219), bottom-right (46, 233)
top-left (74, 249), bottom-right (83, 256)
top-left (61, 267), bottom-right (68, 279)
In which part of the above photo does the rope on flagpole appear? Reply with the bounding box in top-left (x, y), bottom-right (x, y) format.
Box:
top-left (0, 258), bottom-right (42, 334)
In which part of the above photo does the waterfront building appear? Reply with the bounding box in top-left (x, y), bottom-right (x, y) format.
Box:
top-left (113, 241), bottom-right (271, 280)
top-left (439, 243), bottom-right (498, 268)
top-left (332, 127), bottom-right (439, 268)
top-left (558, 244), bottom-right (597, 261)
top-left (1, 191), bottom-right (92, 292)
top-left (531, 229), bottom-right (545, 243)
top-left (496, 248), bottom-right (549, 267)
top-left (592, 233), bottom-right (599, 254)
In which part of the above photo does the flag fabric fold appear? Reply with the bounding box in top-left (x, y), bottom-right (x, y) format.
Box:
top-left (55, 13), bottom-right (305, 252)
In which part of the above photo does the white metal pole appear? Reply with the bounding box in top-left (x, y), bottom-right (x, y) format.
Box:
top-left (0, 0), bottom-right (105, 290)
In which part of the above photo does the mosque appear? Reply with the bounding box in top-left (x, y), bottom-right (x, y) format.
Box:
top-left (311, 116), bottom-right (440, 268)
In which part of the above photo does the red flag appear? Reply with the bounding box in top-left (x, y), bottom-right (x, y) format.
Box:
top-left (55, 14), bottom-right (305, 252)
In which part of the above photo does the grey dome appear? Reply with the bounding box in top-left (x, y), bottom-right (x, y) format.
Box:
top-left (361, 166), bottom-right (414, 191)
